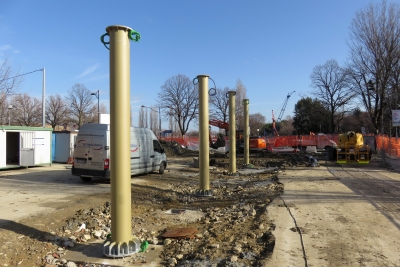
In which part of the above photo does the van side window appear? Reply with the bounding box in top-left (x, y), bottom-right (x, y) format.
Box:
top-left (153, 140), bottom-right (162, 153)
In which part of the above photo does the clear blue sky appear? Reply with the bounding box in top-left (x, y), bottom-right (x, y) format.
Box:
top-left (0, 0), bottom-right (383, 130)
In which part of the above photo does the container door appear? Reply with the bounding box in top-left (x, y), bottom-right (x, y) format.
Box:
top-left (20, 132), bottom-right (35, 167)
top-left (52, 133), bottom-right (56, 162)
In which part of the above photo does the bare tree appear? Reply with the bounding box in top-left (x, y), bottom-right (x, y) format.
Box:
top-left (235, 79), bottom-right (247, 130)
top-left (310, 59), bottom-right (355, 133)
top-left (11, 94), bottom-right (41, 126)
top-left (138, 107), bottom-right (145, 127)
top-left (157, 74), bottom-right (198, 137)
top-left (249, 113), bottom-right (266, 136)
top-left (0, 99), bottom-right (10, 125)
top-left (210, 87), bottom-right (230, 135)
top-left (279, 115), bottom-right (295, 135)
top-left (91, 102), bottom-right (108, 123)
top-left (46, 94), bottom-right (69, 130)
top-left (66, 84), bottom-right (96, 129)
top-left (346, 0), bottom-right (400, 134)
top-left (149, 107), bottom-right (158, 134)
top-left (0, 57), bottom-right (23, 106)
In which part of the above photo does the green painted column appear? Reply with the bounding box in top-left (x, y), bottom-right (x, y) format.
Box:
top-left (103, 25), bottom-right (139, 257)
top-left (196, 75), bottom-right (212, 196)
top-left (228, 91), bottom-right (236, 174)
top-left (243, 99), bottom-right (250, 165)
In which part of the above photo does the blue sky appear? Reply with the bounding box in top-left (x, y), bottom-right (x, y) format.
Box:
top-left (0, 0), bottom-right (383, 130)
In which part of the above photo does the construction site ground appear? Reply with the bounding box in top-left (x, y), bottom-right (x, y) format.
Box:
top-left (0, 147), bottom-right (400, 267)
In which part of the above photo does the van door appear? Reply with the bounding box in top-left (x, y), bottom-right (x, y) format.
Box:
top-left (74, 134), bottom-right (90, 168)
top-left (20, 132), bottom-right (35, 167)
top-left (139, 136), bottom-right (151, 172)
top-left (88, 137), bottom-right (106, 170)
top-left (152, 139), bottom-right (163, 170)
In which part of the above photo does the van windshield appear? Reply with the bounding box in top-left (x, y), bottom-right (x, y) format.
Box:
top-left (153, 140), bottom-right (163, 153)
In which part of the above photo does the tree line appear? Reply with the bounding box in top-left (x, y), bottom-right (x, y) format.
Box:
top-left (299, 1), bottom-right (400, 135)
top-left (150, 1), bottom-right (400, 137)
top-left (0, 76), bottom-right (106, 129)
top-left (2, 1), bottom-right (398, 136)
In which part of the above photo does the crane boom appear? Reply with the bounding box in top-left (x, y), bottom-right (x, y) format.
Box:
top-left (277, 90), bottom-right (295, 123)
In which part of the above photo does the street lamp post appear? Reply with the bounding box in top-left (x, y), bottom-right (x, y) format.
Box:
top-left (91, 90), bottom-right (100, 123)
top-left (8, 105), bottom-right (13, 126)
top-left (158, 106), bottom-right (161, 137)
top-left (141, 105), bottom-right (161, 137)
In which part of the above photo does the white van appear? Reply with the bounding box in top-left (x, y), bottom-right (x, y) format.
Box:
top-left (71, 124), bottom-right (167, 182)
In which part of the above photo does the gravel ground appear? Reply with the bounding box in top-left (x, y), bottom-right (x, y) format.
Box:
top-left (0, 146), bottom-right (323, 267)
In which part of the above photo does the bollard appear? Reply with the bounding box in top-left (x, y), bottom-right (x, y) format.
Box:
top-left (102, 25), bottom-right (140, 257)
top-left (243, 99), bottom-right (250, 165)
top-left (228, 91), bottom-right (236, 174)
top-left (196, 75), bottom-right (212, 196)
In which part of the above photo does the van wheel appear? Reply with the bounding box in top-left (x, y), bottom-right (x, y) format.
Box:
top-left (159, 163), bottom-right (165, 174)
top-left (80, 176), bottom-right (92, 182)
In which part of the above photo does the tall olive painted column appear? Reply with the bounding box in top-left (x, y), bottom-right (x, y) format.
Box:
top-left (243, 99), bottom-right (250, 165)
top-left (103, 25), bottom-right (139, 257)
top-left (228, 91), bottom-right (236, 174)
top-left (196, 75), bottom-right (212, 196)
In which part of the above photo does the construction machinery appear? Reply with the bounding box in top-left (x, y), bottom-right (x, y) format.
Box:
top-left (209, 119), bottom-right (269, 155)
top-left (332, 131), bottom-right (371, 163)
top-left (271, 90), bottom-right (295, 136)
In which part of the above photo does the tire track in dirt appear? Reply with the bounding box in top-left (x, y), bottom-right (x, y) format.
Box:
top-left (327, 165), bottom-right (400, 230)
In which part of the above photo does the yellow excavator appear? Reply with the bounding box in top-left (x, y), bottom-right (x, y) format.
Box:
top-left (333, 131), bottom-right (371, 164)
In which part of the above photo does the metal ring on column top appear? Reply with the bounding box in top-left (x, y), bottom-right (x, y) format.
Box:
top-left (193, 77), bottom-right (217, 96)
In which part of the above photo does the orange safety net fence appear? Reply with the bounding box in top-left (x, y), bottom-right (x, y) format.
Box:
top-left (160, 134), bottom-right (400, 159)
top-left (376, 135), bottom-right (400, 158)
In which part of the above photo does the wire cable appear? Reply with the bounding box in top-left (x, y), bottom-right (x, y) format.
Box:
top-left (0, 69), bottom-right (43, 83)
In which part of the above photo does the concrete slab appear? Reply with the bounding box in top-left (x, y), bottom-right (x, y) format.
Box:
top-left (64, 240), bottom-right (165, 266)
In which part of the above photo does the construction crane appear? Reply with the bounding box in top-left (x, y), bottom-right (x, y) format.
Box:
top-left (272, 90), bottom-right (295, 135)
top-left (276, 90), bottom-right (295, 123)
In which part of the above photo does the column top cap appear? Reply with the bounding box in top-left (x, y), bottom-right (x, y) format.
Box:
top-left (106, 25), bottom-right (133, 32)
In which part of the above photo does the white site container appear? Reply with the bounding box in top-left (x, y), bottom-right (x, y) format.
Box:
top-left (0, 126), bottom-right (53, 169)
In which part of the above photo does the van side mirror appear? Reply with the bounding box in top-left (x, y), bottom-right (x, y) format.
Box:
top-left (161, 148), bottom-right (165, 154)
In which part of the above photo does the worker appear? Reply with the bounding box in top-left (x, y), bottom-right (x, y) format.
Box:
top-left (304, 155), bottom-right (319, 167)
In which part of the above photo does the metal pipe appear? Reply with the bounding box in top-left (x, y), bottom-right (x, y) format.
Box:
top-left (104, 25), bottom-right (138, 257)
top-left (196, 74), bottom-right (212, 196)
top-left (91, 90), bottom-right (100, 123)
top-left (228, 91), bottom-right (236, 174)
top-left (243, 99), bottom-right (249, 165)
top-left (42, 68), bottom-right (45, 127)
top-left (97, 91), bottom-right (100, 123)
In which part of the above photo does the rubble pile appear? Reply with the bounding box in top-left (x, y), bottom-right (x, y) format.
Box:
top-left (0, 152), bottom-right (290, 267)
top-left (37, 159), bottom-right (284, 266)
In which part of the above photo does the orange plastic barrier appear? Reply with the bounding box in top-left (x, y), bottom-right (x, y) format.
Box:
top-left (376, 135), bottom-right (400, 158)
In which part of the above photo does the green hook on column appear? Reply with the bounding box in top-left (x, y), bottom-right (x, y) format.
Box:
top-left (100, 29), bottom-right (140, 50)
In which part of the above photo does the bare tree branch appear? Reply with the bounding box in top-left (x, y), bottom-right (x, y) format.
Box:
top-left (0, 57), bottom-right (23, 107)
top-left (66, 84), bottom-right (96, 129)
top-left (346, 0), bottom-right (400, 134)
top-left (46, 94), bottom-right (69, 129)
top-left (11, 94), bottom-right (41, 126)
top-left (157, 74), bottom-right (198, 137)
top-left (310, 59), bottom-right (355, 133)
